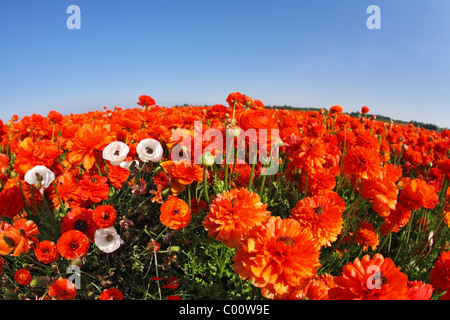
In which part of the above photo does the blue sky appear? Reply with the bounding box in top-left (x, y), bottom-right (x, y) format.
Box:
top-left (1, 0), bottom-right (449, 128)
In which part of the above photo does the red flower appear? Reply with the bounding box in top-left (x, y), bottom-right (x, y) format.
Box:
top-left (14, 269), bottom-right (32, 285)
top-left (78, 173), bottom-right (110, 204)
top-left (430, 250), bottom-right (450, 292)
top-left (159, 196), bottom-right (191, 230)
top-left (57, 230), bottom-right (90, 260)
top-left (61, 207), bottom-right (98, 241)
top-left (361, 106), bottom-right (370, 114)
top-left (153, 171), bottom-right (170, 189)
top-left (138, 95), bottom-right (156, 107)
top-left (0, 186), bottom-right (24, 219)
top-left (406, 280), bottom-right (433, 300)
top-left (161, 276), bottom-right (179, 289)
top-left (99, 288), bottom-right (124, 300)
top-left (34, 240), bottom-right (60, 264)
top-left (48, 278), bottom-right (77, 300)
top-left (399, 178), bottom-right (438, 211)
top-left (329, 253), bottom-right (409, 300)
top-left (92, 205), bottom-right (117, 229)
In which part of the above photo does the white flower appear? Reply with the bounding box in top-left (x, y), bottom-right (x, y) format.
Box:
top-left (94, 227), bottom-right (124, 253)
top-left (119, 160), bottom-right (140, 171)
top-left (102, 141), bottom-right (130, 166)
top-left (136, 138), bottom-right (163, 163)
top-left (24, 165), bottom-right (55, 188)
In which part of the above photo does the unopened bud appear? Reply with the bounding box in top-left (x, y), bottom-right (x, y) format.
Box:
top-left (71, 257), bottom-right (83, 268)
top-left (30, 276), bottom-right (51, 288)
top-left (202, 152), bottom-right (215, 167)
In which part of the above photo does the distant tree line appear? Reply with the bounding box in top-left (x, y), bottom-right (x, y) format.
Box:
top-left (266, 105), bottom-right (447, 132)
top-left (173, 104), bottom-right (447, 131)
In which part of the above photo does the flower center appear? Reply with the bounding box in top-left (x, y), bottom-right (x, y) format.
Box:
top-left (74, 219), bottom-right (88, 232)
top-left (146, 147), bottom-right (154, 154)
top-left (2, 235), bottom-right (16, 247)
top-left (35, 172), bottom-right (43, 182)
top-left (69, 240), bottom-right (79, 250)
top-left (276, 236), bottom-right (296, 247)
top-left (314, 205), bottom-right (324, 215)
top-left (106, 235), bottom-right (114, 242)
top-left (113, 149), bottom-right (121, 156)
top-left (173, 209), bottom-right (180, 215)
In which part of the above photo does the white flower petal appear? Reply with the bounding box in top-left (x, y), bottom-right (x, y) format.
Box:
top-left (102, 141), bottom-right (130, 166)
top-left (24, 165), bottom-right (55, 188)
top-left (136, 139), bottom-right (163, 163)
top-left (94, 227), bottom-right (124, 253)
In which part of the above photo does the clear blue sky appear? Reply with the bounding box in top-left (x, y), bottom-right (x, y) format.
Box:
top-left (1, 0), bottom-right (449, 128)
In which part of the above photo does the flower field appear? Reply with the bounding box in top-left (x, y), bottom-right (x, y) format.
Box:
top-left (0, 92), bottom-right (449, 300)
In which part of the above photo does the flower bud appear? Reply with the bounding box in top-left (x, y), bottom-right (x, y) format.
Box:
top-left (30, 276), bottom-right (51, 288)
top-left (202, 152), bottom-right (215, 167)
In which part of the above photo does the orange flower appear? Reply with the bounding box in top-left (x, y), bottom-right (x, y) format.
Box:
top-left (291, 274), bottom-right (337, 300)
top-left (342, 146), bottom-right (381, 180)
top-left (354, 221), bottom-right (379, 252)
top-left (226, 92), bottom-right (245, 109)
top-left (150, 184), bottom-right (164, 204)
top-left (238, 109), bottom-right (278, 131)
top-left (34, 240), bottom-right (60, 264)
top-left (57, 230), bottom-right (90, 260)
top-left (330, 105), bottom-right (343, 114)
top-left (232, 216), bottom-right (321, 299)
top-left (77, 173), bottom-right (110, 204)
top-left (380, 203), bottom-right (411, 235)
top-left (290, 191), bottom-right (345, 248)
top-left (15, 269), bottom-right (32, 285)
top-left (49, 173), bottom-right (81, 209)
top-left (66, 124), bottom-right (113, 170)
top-left (137, 95), bottom-right (156, 107)
top-left (48, 278), bottom-right (77, 300)
top-left (159, 196), bottom-right (191, 230)
top-left (290, 138), bottom-right (327, 174)
top-left (0, 223), bottom-right (30, 256)
top-left (298, 168), bottom-right (337, 196)
top-left (361, 173), bottom-right (398, 217)
top-left (407, 280), bottom-right (433, 300)
top-left (429, 250), bottom-right (450, 293)
top-left (161, 160), bottom-right (203, 195)
top-left (444, 210), bottom-right (450, 228)
top-left (361, 106), bottom-right (370, 114)
top-left (329, 253), bottom-right (409, 300)
top-left (203, 187), bottom-right (270, 248)
top-left (13, 219), bottom-right (39, 248)
top-left (399, 178), bottom-right (438, 211)
top-left (92, 205), bottom-right (117, 228)
top-left (99, 287), bottom-right (124, 300)
top-left (106, 163), bottom-right (130, 190)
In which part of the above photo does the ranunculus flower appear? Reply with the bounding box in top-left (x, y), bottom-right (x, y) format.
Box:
top-left (94, 227), bottom-right (124, 253)
top-left (102, 141), bottom-right (130, 166)
top-left (24, 165), bottom-right (55, 188)
top-left (136, 139), bottom-right (163, 163)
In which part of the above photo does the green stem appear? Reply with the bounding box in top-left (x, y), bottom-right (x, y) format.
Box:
top-left (259, 174), bottom-right (267, 199)
top-left (248, 163), bottom-right (256, 191)
top-left (203, 166), bottom-right (210, 205)
top-left (405, 210), bottom-right (416, 245)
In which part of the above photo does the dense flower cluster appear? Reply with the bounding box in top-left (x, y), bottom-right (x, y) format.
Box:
top-left (0, 93), bottom-right (449, 300)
